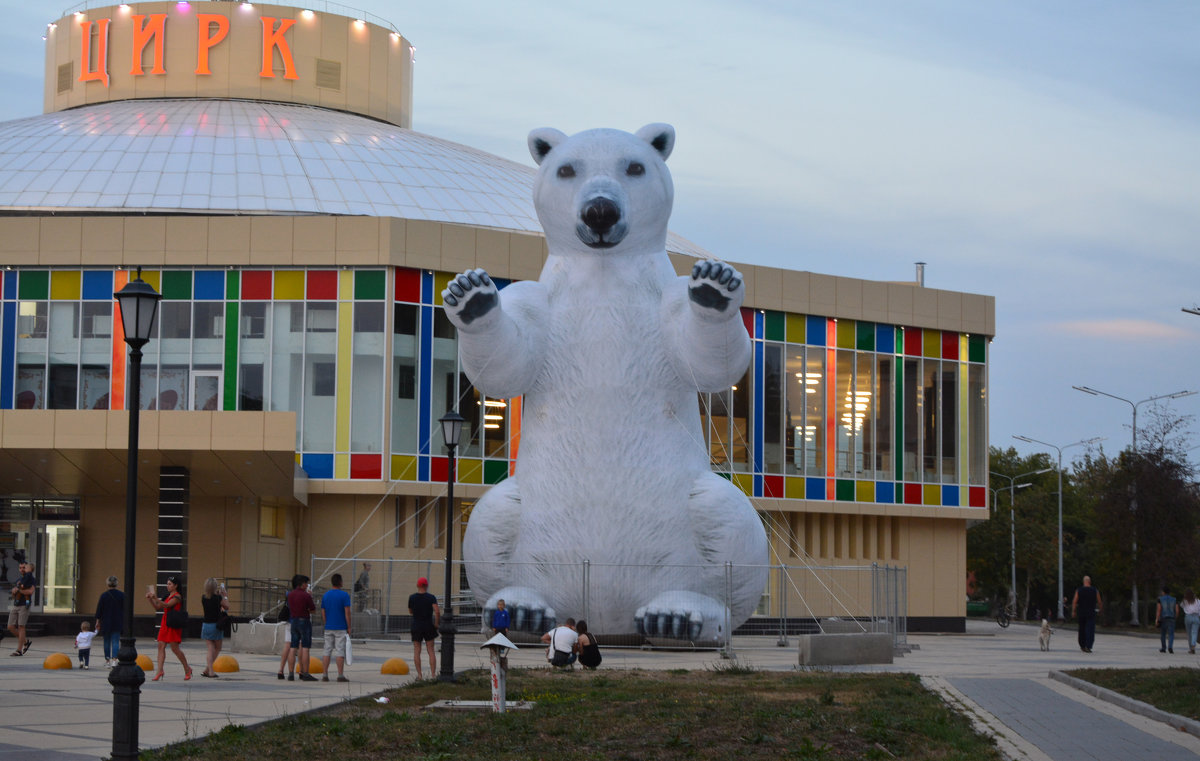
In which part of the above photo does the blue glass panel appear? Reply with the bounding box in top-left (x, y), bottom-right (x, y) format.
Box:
top-left (421, 269), bottom-right (434, 305)
top-left (3, 272), bottom-right (17, 299)
top-left (418, 303), bottom-right (433, 456)
top-left (193, 270), bottom-right (224, 300)
top-left (942, 485), bottom-right (959, 507)
top-left (875, 324), bottom-right (895, 355)
top-left (81, 270), bottom-right (114, 300)
top-left (753, 339), bottom-right (764, 474)
top-left (806, 315), bottom-right (826, 346)
top-left (419, 455), bottom-right (430, 482)
top-left (806, 477), bottom-right (826, 500)
top-left (1, 301), bottom-right (14, 407)
top-left (753, 473), bottom-right (762, 498)
top-left (301, 453), bottom-right (334, 479)
top-left (875, 481), bottom-right (895, 504)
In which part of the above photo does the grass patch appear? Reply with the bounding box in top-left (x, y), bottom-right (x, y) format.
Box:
top-left (1067, 667), bottom-right (1200, 721)
top-left (140, 668), bottom-right (1003, 761)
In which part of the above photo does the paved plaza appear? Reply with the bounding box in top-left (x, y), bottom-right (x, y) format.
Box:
top-left (1, 619), bottom-right (1198, 760)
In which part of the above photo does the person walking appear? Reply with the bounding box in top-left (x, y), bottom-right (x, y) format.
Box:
top-left (353, 563), bottom-right (371, 611)
top-left (146, 576), bottom-right (191, 681)
top-left (320, 573), bottom-right (352, 682)
top-left (1071, 575), bottom-right (1102, 653)
top-left (199, 578), bottom-right (230, 677)
top-left (1156, 586), bottom-right (1179, 654)
top-left (542, 618), bottom-right (579, 668)
top-left (407, 577), bottom-right (439, 680)
top-left (285, 574), bottom-right (317, 682)
top-left (94, 575), bottom-right (124, 668)
top-left (1181, 588), bottom-right (1200, 654)
top-left (7, 560), bottom-right (37, 656)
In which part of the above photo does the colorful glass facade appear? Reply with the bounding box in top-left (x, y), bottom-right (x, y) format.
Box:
top-left (0, 265), bottom-right (988, 509)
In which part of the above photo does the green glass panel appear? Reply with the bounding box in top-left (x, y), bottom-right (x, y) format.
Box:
top-left (894, 359), bottom-right (904, 480)
top-left (226, 270), bottom-right (240, 300)
top-left (161, 270), bottom-right (192, 300)
top-left (717, 472), bottom-right (732, 481)
top-left (223, 302), bottom-right (238, 411)
top-left (835, 479), bottom-right (855, 502)
top-left (968, 335), bottom-right (986, 363)
top-left (856, 321), bottom-right (875, 351)
top-left (763, 311), bottom-right (785, 342)
top-left (354, 270), bottom-right (386, 300)
top-left (484, 460), bottom-right (509, 485)
top-left (18, 271), bottom-right (48, 300)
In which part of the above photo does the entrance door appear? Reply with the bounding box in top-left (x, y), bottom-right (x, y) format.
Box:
top-left (191, 371), bottom-right (222, 411)
top-left (37, 524), bottom-right (77, 612)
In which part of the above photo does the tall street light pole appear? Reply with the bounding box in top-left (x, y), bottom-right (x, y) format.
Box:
top-left (1073, 385), bottom-right (1196, 624)
top-left (1013, 435), bottom-right (1104, 622)
top-left (109, 269), bottom-right (161, 761)
top-left (437, 410), bottom-right (465, 683)
top-left (989, 468), bottom-right (1049, 615)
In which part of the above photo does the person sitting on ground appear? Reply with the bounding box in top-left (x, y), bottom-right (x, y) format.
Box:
top-left (576, 619), bottom-right (602, 670)
top-left (542, 617), bottom-right (578, 668)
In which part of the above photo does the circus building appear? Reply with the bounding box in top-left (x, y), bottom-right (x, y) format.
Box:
top-left (0, 1), bottom-right (993, 638)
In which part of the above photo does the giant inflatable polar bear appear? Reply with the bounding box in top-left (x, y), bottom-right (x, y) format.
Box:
top-left (441, 124), bottom-right (768, 643)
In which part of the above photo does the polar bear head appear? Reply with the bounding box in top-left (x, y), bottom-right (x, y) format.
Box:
top-left (528, 124), bottom-right (675, 257)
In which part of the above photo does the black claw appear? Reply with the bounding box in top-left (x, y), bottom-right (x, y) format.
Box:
top-left (457, 274), bottom-right (472, 290)
top-left (529, 609), bottom-right (544, 633)
top-left (657, 612), bottom-right (671, 638)
top-left (513, 606), bottom-right (528, 631)
top-left (480, 272), bottom-right (493, 286)
top-left (448, 282), bottom-right (464, 298)
top-left (688, 618), bottom-right (703, 641)
top-left (717, 267), bottom-right (732, 285)
top-left (634, 614), bottom-right (646, 637)
top-left (671, 613), bottom-right (686, 638)
top-left (443, 293), bottom-right (458, 307)
top-left (467, 271), bottom-right (482, 287)
top-left (691, 263), bottom-right (702, 279)
top-left (728, 277), bottom-right (741, 291)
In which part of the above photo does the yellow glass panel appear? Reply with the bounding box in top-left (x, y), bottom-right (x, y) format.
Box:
top-left (923, 484), bottom-right (941, 505)
top-left (785, 313), bottom-right (806, 343)
top-left (836, 319), bottom-right (855, 348)
top-left (457, 458), bottom-right (483, 484)
top-left (338, 269), bottom-right (354, 300)
top-left (335, 302), bottom-right (353, 452)
top-left (391, 455), bottom-right (418, 481)
top-left (923, 329), bottom-right (940, 358)
top-left (959, 360), bottom-right (969, 484)
top-left (784, 476), bottom-right (805, 500)
top-left (136, 270), bottom-right (161, 292)
top-left (50, 270), bottom-right (81, 300)
top-left (732, 473), bottom-right (753, 496)
top-left (433, 272), bottom-right (454, 303)
top-left (856, 481), bottom-right (874, 502)
top-left (335, 453), bottom-right (350, 480)
top-left (274, 270), bottom-right (304, 299)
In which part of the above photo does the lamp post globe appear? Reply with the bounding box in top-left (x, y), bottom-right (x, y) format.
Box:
top-left (109, 269), bottom-right (161, 761)
top-left (438, 410), bottom-right (465, 682)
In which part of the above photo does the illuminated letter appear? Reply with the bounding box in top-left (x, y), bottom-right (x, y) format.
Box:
top-left (195, 13), bottom-right (230, 75)
top-left (260, 17), bottom-right (298, 80)
top-left (130, 14), bottom-right (167, 76)
top-left (78, 19), bottom-right (111, 87)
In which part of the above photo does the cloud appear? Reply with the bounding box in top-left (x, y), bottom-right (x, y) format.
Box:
top-left (1054, 319), bottom-right (1195, 340)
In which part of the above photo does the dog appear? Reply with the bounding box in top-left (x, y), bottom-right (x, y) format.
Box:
top-left (1038, 619), bottom-right (1053, 651)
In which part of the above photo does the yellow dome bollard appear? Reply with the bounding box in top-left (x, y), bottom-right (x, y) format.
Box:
top-left (213, 654), bottom-right (239, 673)
top-left (381, 657), bottom-right (409, 675)
top-left (43, 653), bottom-right (72, 669)
top-left (136, 654), bottom-right (154, 671)
top-left (308, 657), bottom-right (324, 674)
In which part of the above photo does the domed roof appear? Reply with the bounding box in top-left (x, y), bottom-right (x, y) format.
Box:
top-left (0, 98), bottom-right (709, 257)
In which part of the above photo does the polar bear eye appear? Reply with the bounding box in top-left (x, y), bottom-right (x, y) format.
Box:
top-left (626, 162), bottom-right (645, 177)
top-left (556, 164), bottom-right (576, 179)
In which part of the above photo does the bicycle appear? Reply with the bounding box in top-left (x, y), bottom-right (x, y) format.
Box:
top-left (995, 602), bottom-right (1015, 628)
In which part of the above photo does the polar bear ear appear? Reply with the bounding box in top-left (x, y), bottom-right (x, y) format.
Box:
top-left (636, 123), bottom-right (675, 161)
top-left (528, 128), bottom-right (568, 166)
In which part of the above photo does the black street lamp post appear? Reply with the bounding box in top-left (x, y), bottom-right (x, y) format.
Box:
top-left (109, 269), bottom-right (161, 761)
top-left (438, 410), bottom-right (465, 682)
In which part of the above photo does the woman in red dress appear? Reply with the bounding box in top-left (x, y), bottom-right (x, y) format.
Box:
top-left (146, 576), bottom-right (191, 681)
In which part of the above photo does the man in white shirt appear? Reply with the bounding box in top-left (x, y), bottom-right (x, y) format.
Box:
top-left (542, 618), bottom-right (578, 668)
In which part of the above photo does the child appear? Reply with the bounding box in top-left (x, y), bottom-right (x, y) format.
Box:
top-left (76, 621), bottom-right (97, 670)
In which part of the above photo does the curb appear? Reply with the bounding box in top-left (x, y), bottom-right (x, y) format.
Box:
top-left (1048, 670), bottom-right (1200, 740)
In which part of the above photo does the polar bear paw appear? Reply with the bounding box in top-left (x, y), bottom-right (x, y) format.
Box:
top-left (441, 268), bottom-right (498, 326)
top-left (689, 259), bottom-right (744, 317)
top-left (635, 591), bottom-right (727, 644)
top-left (483, 587), bottom-right (556, 634)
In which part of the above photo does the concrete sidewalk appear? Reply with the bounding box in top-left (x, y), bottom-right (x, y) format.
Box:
top-left (2, 619), bottom-right (1199, 760)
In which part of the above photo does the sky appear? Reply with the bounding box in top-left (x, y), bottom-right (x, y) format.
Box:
top-left (0, 0), bottom-right (1197, 469)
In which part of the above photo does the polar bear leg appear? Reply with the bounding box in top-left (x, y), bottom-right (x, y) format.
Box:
top-left (637, 473), bottom-right (769, 643)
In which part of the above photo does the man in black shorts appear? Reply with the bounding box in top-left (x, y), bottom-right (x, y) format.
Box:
top-left (408, 577), bottom-right (439, 680)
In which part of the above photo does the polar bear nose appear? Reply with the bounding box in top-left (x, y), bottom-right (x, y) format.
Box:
top-left (580, 196), bottom-right (621, 235)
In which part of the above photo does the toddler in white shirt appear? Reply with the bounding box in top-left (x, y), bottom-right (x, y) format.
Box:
top-left (76, 621), bottom-right (97, 670)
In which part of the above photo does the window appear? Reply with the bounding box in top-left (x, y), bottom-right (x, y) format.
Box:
top-left (312, 362), bottom-right (335, 396)
top-left (306, 305), bottom-right (336, 332)
top-left (240, 364), bottom-right (264, 411)
top-left (259, 504), bottom-right (285, 539)
top-left (241, 302), bottom-right (267, 338)
top-left (194, 303), bottom-right (224, 340)
top-left (17, 302), bottom-right (47, 338)
top-left (82, 303), bottom-right (111, 338)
